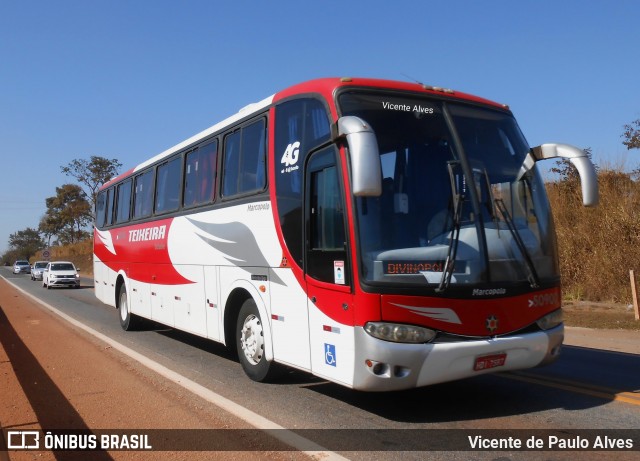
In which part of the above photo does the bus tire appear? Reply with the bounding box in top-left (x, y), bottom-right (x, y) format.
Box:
top-left (236, 298), bottom-right (277, 382)
top-left (118, 284), bottom-right (141, 331)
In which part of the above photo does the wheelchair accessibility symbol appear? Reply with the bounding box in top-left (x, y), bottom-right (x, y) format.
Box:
top-left (325, 343), bottom-right (336, 367)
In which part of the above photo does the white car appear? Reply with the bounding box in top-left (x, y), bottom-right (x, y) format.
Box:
top-left (31, 261), bottom-right (49, 281)
top-left (43, 261), bottom-right (81, 289)
top-left (13, 260), bottom-right (31, 274)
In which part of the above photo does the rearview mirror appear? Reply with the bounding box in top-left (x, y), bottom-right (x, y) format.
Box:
top-left (336, 116), bottom-right (382, 197)
top-left (530, 143), bottom-right (599, 207)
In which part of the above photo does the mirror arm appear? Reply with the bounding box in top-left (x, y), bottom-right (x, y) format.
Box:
top-left (531, 143), bottom-right (599, 207)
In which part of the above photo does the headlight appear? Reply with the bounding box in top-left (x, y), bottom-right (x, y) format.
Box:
top-left (536, 309), bottom-right (563, 330)
top-left (364, 322), bottom-right (436, 343)
top-left (50, 274), bottom-right (57, 279)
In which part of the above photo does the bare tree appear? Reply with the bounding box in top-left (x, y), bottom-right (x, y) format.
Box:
top-left (61, 156), bottom-right (122, 208)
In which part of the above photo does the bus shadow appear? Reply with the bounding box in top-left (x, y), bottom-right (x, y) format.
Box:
top-left (0, 305), bottom-right (113, 461)
top-left (149, 324), bottom-right (327, 386)
top-left (154, 326), bottom-right (238, 362)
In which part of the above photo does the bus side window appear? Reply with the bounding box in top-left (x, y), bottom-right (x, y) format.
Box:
top-left (106, 187), bottom-right (115, 226)
top-left (95, 191), bottom-right (107, 228)
top-left (241, 119), bottom-right (266, 192)
top-left (184, 139), bottom-right (218, 207)
top-left (184, 148), bottom-right (199, 206)
top-left (275, 98), bottom-right (332, 268)
top-left (222, 118), bottom-right (266, 198)
top-left (115, 180), bottom-right (132, 224)
top-left (197, 140), bottom-right (217, 203)
top-left (133, 169), bottom-right (154, 219)
top-left (222, 131), bottom-right (242, 197)
top-left (156, 156), bottom-right (182, 214)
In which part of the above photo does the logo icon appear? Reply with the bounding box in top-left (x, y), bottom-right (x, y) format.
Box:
top-left (7, 431), bottom-right (40, 449)
top-left (485, 315), bottom-right (499, 334)
top-left (280, 141), bottom-right (301, 173)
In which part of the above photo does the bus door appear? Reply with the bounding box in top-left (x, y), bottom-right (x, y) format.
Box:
top-left (304, 146), bottom-right (355, 385)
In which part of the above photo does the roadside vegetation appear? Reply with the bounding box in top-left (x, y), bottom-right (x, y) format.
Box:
top-left (1, 156), bottom-right (120, 266)
top-left (545, 161), bottom-right (640, 331)
top-left (30, 240), bottom-right (94, 278)
top-left (547, 164), bottom-right (640, 303)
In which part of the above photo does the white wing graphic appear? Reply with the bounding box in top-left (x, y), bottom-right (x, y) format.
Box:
top-left (389, 303), bottom-right (462, 324)
top-left (96, 229), bottom-right (117, 255)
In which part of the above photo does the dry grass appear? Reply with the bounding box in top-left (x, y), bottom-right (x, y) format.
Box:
top-left (563, 301), bottom-right (640, 331)
top-left (547, 168), bottom-right (640, 304)
top-left (34, 239), bottom-right (93, 278)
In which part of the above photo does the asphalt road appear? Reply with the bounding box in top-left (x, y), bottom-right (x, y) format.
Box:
top-left (2, 267), bottom-right (639, 460)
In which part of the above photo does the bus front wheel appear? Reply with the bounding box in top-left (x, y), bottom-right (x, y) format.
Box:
top-left (236, 298), bottom-right (277, 382)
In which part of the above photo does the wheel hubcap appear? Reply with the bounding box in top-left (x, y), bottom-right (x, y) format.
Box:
top-left (240, 314), bottom-right (264, 365)
top-left (120, 293), bottom-right (128, 321)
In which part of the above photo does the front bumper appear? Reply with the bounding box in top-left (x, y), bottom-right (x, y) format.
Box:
top-left (48, 278), bottom-right (80, 287)
top-left (352, 324), bottom-right (564, 391)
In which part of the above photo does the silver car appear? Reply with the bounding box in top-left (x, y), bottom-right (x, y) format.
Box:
top-left (43, 261), bottom-right (81, 289)
top-left (13, 260), bottom-right (31, 274)
top-left (31, 261), bottom-right (49, 281)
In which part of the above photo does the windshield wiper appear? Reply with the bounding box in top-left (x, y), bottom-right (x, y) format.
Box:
top-left (436, 162), bottom-right (464, 293)
top-left (494, 198), bottom-right (540, 288)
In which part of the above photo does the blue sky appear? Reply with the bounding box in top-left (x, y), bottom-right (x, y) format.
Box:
top-left (1, 0), bottom-right (639, 254)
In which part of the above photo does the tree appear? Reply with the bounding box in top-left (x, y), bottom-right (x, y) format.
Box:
top-left (622, 119), bottom-right (640, 150)
top-left (39, 209), bottom-right (65, 247)
top-left (61, 156), bottom-right (122, 208)
top-left (8, 228), bottom-right (44, 260)
top-left (42, 184), bottom-right (92, 245)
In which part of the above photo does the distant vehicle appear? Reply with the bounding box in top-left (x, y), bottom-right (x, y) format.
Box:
top-left (30, 261), bottom-right (49, 281)
top-left (13, 260), bottom-right (31, 274)
top-left (43, 261), bottom-right (81, 289)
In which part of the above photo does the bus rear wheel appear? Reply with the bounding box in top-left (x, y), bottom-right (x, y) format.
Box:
top-left (236, 298), bottom-right (278, 382)
top-left (118, 284), bottom-right (142, 331)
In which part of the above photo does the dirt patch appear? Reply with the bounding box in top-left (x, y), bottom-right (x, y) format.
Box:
top-left (563, 301), bottom-right (640, 331)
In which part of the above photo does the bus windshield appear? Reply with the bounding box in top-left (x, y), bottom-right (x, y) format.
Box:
top-left (338, 91), bottom-right (559, 289)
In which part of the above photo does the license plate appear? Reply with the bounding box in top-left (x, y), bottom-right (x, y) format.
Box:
top-left (474, 353), bottom-right (507, 371)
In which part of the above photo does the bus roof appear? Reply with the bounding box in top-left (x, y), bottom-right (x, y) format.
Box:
top-left (100, 77), bottom-right (508, 190)
top-left (273, 77), bottom-right (507, 109)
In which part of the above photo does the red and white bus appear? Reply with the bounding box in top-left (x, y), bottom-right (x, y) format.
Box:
top-left (94, 77), bottom-right (597, 391)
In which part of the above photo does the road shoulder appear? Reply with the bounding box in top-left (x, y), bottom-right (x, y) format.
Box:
top-left (564, 326), bottom-right (640, 355)
top-left (0, 277), bottom-right (305, 460)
